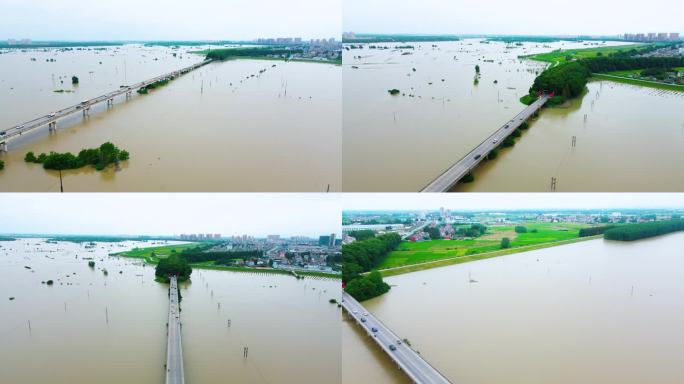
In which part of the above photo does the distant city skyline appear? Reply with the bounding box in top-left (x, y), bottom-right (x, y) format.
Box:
top-left (343, 193), bottom-right (684, 211)
top-left (1, 0), bottom-right (341, 41)
top-left (344, 0), bottom-right (682, 36)
top-left (0, 193), bottom-right (341, 237)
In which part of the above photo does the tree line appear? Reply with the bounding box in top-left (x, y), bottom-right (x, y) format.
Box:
top-left (206, 47), bottom-right (304, 61)
top-left (604, 219), bottom-right (684, 241)
top-left (579, 225), bottom-right (616, 237)
top-left (342, 232), bottom-right (401, 282)
top-left (343, 233), bottom-right (401, 301)
top-left (179, 246), bottom-right (262, 265)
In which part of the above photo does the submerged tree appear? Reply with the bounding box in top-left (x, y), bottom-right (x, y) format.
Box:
top-left (72, 75), bottom-right (79, 85)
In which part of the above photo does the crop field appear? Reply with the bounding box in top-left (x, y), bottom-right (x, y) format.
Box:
top-left (526, 43), bottom-right (648, 64)
top-left (112, 242), bottom-right (201, 263)
top-left (378, 222), bottom-right (586, 269)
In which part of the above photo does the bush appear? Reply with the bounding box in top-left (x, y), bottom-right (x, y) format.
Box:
top-left (388, 89), bottom-right (400, 95)
top-left (72, 76), bottom-right (79, 84)
top-left (514, 226), bottom-right (527, 233)
top-left (461, 172), bottom-right (475, 183)
top-left (344, 271), bottom-right (390, 301)
top-left (501, 237), bottom-right (511, 249)
top-left (24, 142), bottom-right (129, 171)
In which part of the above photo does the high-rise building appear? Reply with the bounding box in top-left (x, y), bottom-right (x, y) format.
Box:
top-left (319, 235), bottom-right (331, 246)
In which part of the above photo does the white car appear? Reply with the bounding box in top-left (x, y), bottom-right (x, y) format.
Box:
top-left (363, 312), bottom-right (368, 316)
top-left (48, 112), bottom-right (56, 117)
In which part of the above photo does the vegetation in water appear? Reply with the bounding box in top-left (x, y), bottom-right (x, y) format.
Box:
top-left (137, 78), bottom-right (170, 94)
top-left (604, 219), bottom-right (684, 241)
top-left (71, 75), bottom-right (79, 84)
top-left (461, 172), bottom-right (475, 183)
top-left (388, 89), bottom-right (401, 95)
top-left (343, 233), bottom-right (401, 301)
top-left (24, 142), bottom-right (129, 171)
top-left (155, 254), bottom-right (192, 283)
top-left (0, 160), bottom-right (4, 170)
top-left (344, 270), bottom-right (390, 302)
top-left (88, 261), bottom-right (95, 268)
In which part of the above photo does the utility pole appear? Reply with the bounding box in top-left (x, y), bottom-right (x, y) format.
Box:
top-left (550, 177), bottom-right (557, 191)
top-left (59, 170), bottom-right (64, 193)
top-left (571, 136), bottom-right (576, 147)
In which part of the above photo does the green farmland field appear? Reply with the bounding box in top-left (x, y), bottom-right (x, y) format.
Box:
top-left (112, 242), bottom-right (203, 263)
top-left (526, 43), bottom-right (648, 64)
top-left (378, 222), bottom-right (587, 269)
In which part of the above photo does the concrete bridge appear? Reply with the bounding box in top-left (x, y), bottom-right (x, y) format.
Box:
top-left (342, 292), bottom-right (452, 384)
top-left (421, 95), bottom-right (550, 192)
top-left (165, 276), bottom-right (185, 384)
top-left (0, 59), bottom-right (211, 152)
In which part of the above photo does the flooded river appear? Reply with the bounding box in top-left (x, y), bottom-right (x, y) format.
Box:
top-left (0, 238), bottom-right (341, 383)
top-left (0, 45), bottom-right (341, 191)
top-left (345, 234), bottom-right (684, 383)
top-left (342, 39), bottom-right (683, 191)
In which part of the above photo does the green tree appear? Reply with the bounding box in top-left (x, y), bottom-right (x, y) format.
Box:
top-left (344, 271), bottom-right (390, 301)
top-left (514, 226), bottom-right (527, 233)
top-left (475, 65), bottom-right (480, 73)
top-left (501, 237), bottom-right (511, 249)
top-left (425, 226), bottom-right (441, 240)
top-left (155, 254), bottom-right (192, 282)
top-left (72, 75), bottom-right (79, 84)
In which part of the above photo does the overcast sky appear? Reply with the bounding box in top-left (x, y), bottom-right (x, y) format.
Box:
top-left (1, 0), bottom-right (341, 41)
top-left (344, 0), bottom-right (682, 36)
top-left (343, 193), bottom-right (684, 211)
top-left (0, 194), bottom-right (340, 237)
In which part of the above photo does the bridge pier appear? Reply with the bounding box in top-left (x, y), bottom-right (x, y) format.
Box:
top-left (106, 98), bottom-right (114, 107)
top-left (0, 141), bottom-right (7, 152)
top-left (126, 91), bottom-right (132, 99)
top-left (82, 107), bottom-right (90, 117)
top-left (48, 121), bottom-right (57, 132)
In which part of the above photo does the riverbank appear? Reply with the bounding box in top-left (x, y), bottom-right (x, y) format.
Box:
top-left (113, 243), bottom-right (340, 279)
top-left (376, 235), bottom-right (602, 277)
top-left (591, 73), bottom-right (684, 92)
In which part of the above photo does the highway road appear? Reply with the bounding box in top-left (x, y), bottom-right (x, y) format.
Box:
top-left (342, 292), bottom-right (452, 384)
top-left (421, 95), bottom-right (549, 192)
top-left (165, 276), bottom-right (185, 384)
top-left (0, 59), bottom-right (210, 151)
top-left (401, 221), bottom-right (430, 240)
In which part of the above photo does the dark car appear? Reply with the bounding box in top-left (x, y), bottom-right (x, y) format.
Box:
top-left (371, 327), bottom-right (378, 333)
top-left (0, 131), bottom-right (6, 136)
top-left (474, 154), bottom-right (481, 160)
top-left (360, 317), bottom-right (367, 323)
top-left (389, 345), bottom-right (397, 351)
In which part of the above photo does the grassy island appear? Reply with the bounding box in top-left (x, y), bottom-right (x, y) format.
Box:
top-left (25, 142), bottom-right (129, 171)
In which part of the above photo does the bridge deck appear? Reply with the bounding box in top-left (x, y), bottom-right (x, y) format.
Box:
top-left (1, 59), bottom-right (210, 148)
top-left (421, 95), bottom-right (549, 192)
top-left (342, 292), bottom-right (452, 384)
top-left (166, 276), bottom-right (185, 384)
